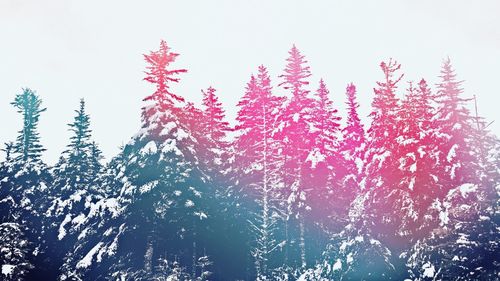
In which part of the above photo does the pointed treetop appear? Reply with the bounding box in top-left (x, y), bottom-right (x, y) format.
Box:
top-left (257, 65), bottom-right (272, 92)
top-left (317, 78), bottom-right (328, 98)
top-left (278, 44), bottom-right (311, 97)
top-left (436, 57), bottom-right (464, 100)
top-left (202, 86), bottom-right (230, 143)
top-left (66, 98), bottom-right (92, 156)
top-left (143, 40), bottom-right (187, 104)
top-left (11, 88), bottom-right (47, 163)
top-left (345, 83), bottom-right (362, 121)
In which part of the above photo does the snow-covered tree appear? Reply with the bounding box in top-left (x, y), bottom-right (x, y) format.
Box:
top-left (276, 45), bottom-right (317, 269)
top-left (0, 88), bottom-right (53, 279)
top-left (234, 65), bottom-right (285, 278)
top-left (337, 83), bottom-right (366, 226)
top-left (199, 86), bottom-right (231, 179)
top-left (407, 182), bottom-right (499, 280)
top-left (60, 41), bottom-right (241, 281)
top-left (41, 99), bottom-right (106, 277)
top-left (0, 222), bottom-right (33, 280)
top-left (307, 79), bottom-right (343, 228)
top-left (433, 58), bottom-right (479, 189)
top-left (11, 88), bottom-right (47, 163)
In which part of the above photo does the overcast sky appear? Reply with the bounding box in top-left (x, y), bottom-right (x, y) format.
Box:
top-left (1, 0), bottom-right (499, 164)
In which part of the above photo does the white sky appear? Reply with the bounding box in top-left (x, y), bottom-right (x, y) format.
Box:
top-left (1, 0), bottom-right (499, 164)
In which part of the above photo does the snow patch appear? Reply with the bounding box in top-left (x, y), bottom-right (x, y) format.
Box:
top-left (409, 162), bottom-right (417, 173)
top-left (373, 151), bottom-right (391, 169)
top-left (58, 214), bottom-right (72, 240)
top-left (161, 139), bottom-right (183, 156)
top-left (77, 242), bottom-right (103, 269)
top-left (2, 264), bottom-right (15, 277)
top-left (175, 128), bottom-right (189, 140)
top-left (141, 141), bottom-right (158, 155)
top-left (139, 180), bottom-right (158, 194)
top-left (422, 262), bottom-right (435, 278)
top-left (447, 144), bottom-right (458, 162)
top-left (346, 253), bottom-right (353, 264)
top-left (458, 183), bottom-right (477, 197)
top-left (306, 148), bottom-right (325, 169)
top-left (160, 122), bottom-right (177, 136)
top-left (332, 259), bottom-right (342, 271)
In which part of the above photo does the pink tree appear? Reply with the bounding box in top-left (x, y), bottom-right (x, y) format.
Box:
top-left (433, 58), bottom-right (478, 189)
top-left (234, 65), bottom-right (284, 278)
top-left (336, 83), bottom-right (366, 224)
top-left (307, 79), bottom-right (343, 227)
top-left (276, 45), bottom-right (316, 269)
top-left (143, 40), bottom-right (187, 105)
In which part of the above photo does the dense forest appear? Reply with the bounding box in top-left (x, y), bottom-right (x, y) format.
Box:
top-left (0, 40), bottom-right (498, 281)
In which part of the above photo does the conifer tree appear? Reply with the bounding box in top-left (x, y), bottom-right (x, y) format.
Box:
top-left (11, 88), bottom-right (47, 163)
top-left (235, 65), bottom-right (285, 278)
top-left (276, 45), bottom-right (316, 269)
top-left (340, 83), bottom-right (365, 165)
top-left (60, 41), bottom-right (241, 281)
top-left (307, 79), bottom-right (343, 228)
top-left (47, 99), bottom-right (105, 246)
top-left (337, 60), bottom-right (406, 279)
top-left (433, 58), bottom-right (478, 190)
top-left (0, 88), bottom-right (52, 279)
top-left (200, 86), bottom-right (231, 176)
top-left (336, 83), bottom-right (366, 227)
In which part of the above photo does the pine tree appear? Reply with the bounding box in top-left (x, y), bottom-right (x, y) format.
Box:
top-left (51, 99), bottom-right (98, 193)
top-left (338, 83), bottom-right (366, 224)
top-left (363, 59), bottom-right (402, 191)
top-left (342, 59), bottom-right (407, 279)
top-left (235, 65), bottom-right (285, 278)
top-left (433, 58), bottom-right (478, 190)
top-left (0, 88), bottom-right (52, 279)
top-left (276, 45), bottom-right (316, 270)
top-left (11, 88), bottom-right (47, 163)
top-left (44, 99), bottom-right (106, 277)
top-left (143, 40), bottom-right (187, 105)
top-left (199, 86), bottom-right (231, 177)
top-left (340, 83), bottom-right (365, 167)
top-left (0, 222), bottom-right (33, 280)
top-left (60, 41), bottom-right (239, 281)
top-left (305, 79), bottom-right (345, 241)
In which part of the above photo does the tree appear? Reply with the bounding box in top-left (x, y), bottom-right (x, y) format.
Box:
top-left (276, 45), bottom-right (317, 269)
top-left (350, 59), bottom-right (409, 279)
top-left (0, 222), bottom-right (33, 280)
top-left (234, 65), bottom-right (285, 278)
top-left (143, 40), bottom-right (187, 105)
top-left (43, 99), bottom-right (106, 278)
top-left (60, 41), bottom-right (238, 281)
top-left (338, 83), bottom-right (366, 225)
top-left (11, 88), bottom-right (47, 163)
top-left (433, 58), bottom-right (478, 190)
top-left (0, 88), bottom-right (52, 279)
top-left (199, 86), bottom-right (231, 177)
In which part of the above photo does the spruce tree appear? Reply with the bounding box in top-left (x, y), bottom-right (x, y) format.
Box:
top-left (199, 86), bottom-right (231, 177)
top-left (44, 99), bottom-right (106, 277)
top-left (307, 79), bottom-right (343, 229)
top-left (60, 41), bottom-right (239, 280)
top-left (0, 88), bottom-right (52, 279)
top-left (276, 45), bottom-right (317, 270)
top-left (339, 83), bottom-right (366, 217)
top-left (234, 66), bottom-right (285, 278)
top-left (11, 88), bottom-right (47, 163)
top-left (433, 58), bottom-right (478, 190)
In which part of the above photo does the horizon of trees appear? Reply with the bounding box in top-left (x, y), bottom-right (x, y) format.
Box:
top-left (0, 40), bottom-right (498, 281)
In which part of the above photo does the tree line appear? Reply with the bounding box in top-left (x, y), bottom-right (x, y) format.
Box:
top-left (0, 40), bottom-right (498, 280)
